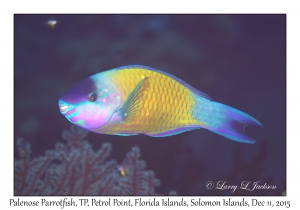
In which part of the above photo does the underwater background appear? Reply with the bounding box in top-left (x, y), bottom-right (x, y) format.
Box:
top-left (14, 14), bottom-right (286, 195)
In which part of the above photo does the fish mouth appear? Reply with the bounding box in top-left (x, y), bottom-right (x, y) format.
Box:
top-left (59, 104), bottom-right (70, 112)
top-left (58, 99), bottom-right (72, 113)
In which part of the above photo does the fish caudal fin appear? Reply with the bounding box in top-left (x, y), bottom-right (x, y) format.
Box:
top-left (209, 103), bottom-right (263, 144)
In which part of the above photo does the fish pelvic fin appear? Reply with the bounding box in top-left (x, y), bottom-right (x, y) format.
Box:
top-left (208, 103), bottom-right (263, 144)
top-left (118, 77), bottom-right (150, 122)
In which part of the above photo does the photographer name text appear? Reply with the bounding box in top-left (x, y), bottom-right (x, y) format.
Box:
top-left (206, 180), bottom-right (277, 193)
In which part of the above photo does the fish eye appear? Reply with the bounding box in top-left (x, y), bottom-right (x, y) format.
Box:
top-left (89, 92), bottom-right (97, 102)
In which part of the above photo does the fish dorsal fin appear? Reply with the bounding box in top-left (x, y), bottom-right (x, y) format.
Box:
top-left (114, 65), bottom-right (213, 101)
top-left (118, 77), bottom-right (150, 122)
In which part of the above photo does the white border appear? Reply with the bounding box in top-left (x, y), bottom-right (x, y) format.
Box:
top-left (2, 0), bottom-right (299, 209)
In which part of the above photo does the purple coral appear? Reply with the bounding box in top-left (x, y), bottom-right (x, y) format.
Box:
top-left (14, 125), bottom-right (169, 195)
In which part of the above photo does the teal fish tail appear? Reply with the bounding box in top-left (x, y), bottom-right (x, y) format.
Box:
top-left (207, 102), bottom-right (263, 143)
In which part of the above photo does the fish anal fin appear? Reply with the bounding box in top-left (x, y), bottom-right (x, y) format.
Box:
top-left (147, 126), bottom-right (200, 137)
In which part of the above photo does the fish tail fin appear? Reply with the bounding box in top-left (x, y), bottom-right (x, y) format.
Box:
top-left (208, 103), bottom-right (263, 144)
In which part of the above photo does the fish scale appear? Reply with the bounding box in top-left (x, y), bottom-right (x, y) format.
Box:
top-left (101, 67), bottom-right (198, 134)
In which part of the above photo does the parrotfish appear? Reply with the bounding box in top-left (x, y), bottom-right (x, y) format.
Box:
top-left (58, 65), bottom-right (262, 143)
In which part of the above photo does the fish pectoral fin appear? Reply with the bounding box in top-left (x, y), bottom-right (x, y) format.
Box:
top-left (118, 77), bottom-right (150, 122)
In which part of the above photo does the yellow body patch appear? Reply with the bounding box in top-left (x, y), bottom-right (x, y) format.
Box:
top-left (98, 67), bottom-right (201, 135)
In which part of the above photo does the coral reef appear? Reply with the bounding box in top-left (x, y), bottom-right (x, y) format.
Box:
top-left (14, 125), bottom-right (167, 196)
